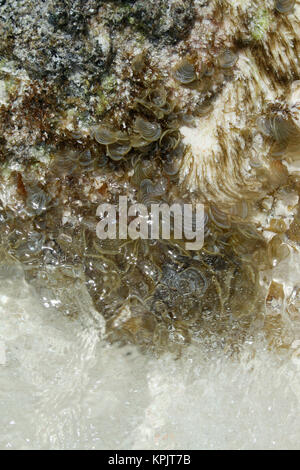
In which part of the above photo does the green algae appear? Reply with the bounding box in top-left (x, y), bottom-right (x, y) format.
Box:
top-left (251, 9), bottom-right (270, 41)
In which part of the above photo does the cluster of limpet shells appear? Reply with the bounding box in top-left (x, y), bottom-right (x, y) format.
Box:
top-left (92, 126), bottom-right (132, 162)
top-left (90, 84), bottom-right (182, 164)
top-left (84, 220), bottom-right (267, 354)
top-left (86, 48), bottom-right (239, 172)
top-left (1, 47), bottom-right (298, 355)
top-left (172, 49), bottom-right (237, 88)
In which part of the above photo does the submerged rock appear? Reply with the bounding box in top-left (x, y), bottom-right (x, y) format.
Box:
top-left (0, 0), bottom-right (300, 355)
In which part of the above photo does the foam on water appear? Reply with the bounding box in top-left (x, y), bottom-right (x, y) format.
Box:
top-left (0, 263), bottom-right (300, 450)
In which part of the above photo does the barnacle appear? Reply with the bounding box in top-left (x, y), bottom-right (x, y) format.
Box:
top-left (139, 178), bottom-right (168, 206)
top-left (258, 112), bottom-right (300, 160)
top-left (217, 50), bottom-right (237, 69)
top-left (148, 87), bottom-right (167, 108)
top-left (106, 141), bottom-right (132, 161)
top-left (275, 0), bottom-right (295, 13)
top-left (159, 129), bottom-right (181, 152)
top-left (92, 125), bottom-right (120, 145)
top-left (163, 157), bottom-right (182, 177)
top-left (258, 114), bottom-right (298, 142)
top-left (134, 86), bottom-right (169, 118)
top-left (131, 160), bottom-right (154, 186)
top-left (130, 134), bottom-right (150, 148)
top-left (173, 59), bottom-right (197, 85)
top-left (208, 205), bottom-right (231, 230)
top-left (133, 116), bottom-right (162, 142)
top-left (228, 201), bottom-right (249, 221)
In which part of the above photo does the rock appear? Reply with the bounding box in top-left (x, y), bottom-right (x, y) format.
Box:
top-left (130, 0), bottom-right (195, 44)
top-left (0, 0), bottom-right (111, 82)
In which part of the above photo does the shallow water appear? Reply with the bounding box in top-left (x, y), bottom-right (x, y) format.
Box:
top-left (0, 262), bottom-right (300, 450)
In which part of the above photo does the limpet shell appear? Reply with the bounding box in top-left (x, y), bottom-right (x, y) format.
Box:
top-left (173, 60), bottom-right (197, 85)
top-left (93, 125), bottom-right (119, 145)
top-left (134, 117), bottom-right (162, 142)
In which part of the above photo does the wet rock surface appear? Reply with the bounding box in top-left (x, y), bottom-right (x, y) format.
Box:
top-left (0, 1), bottom-right (300, 354)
